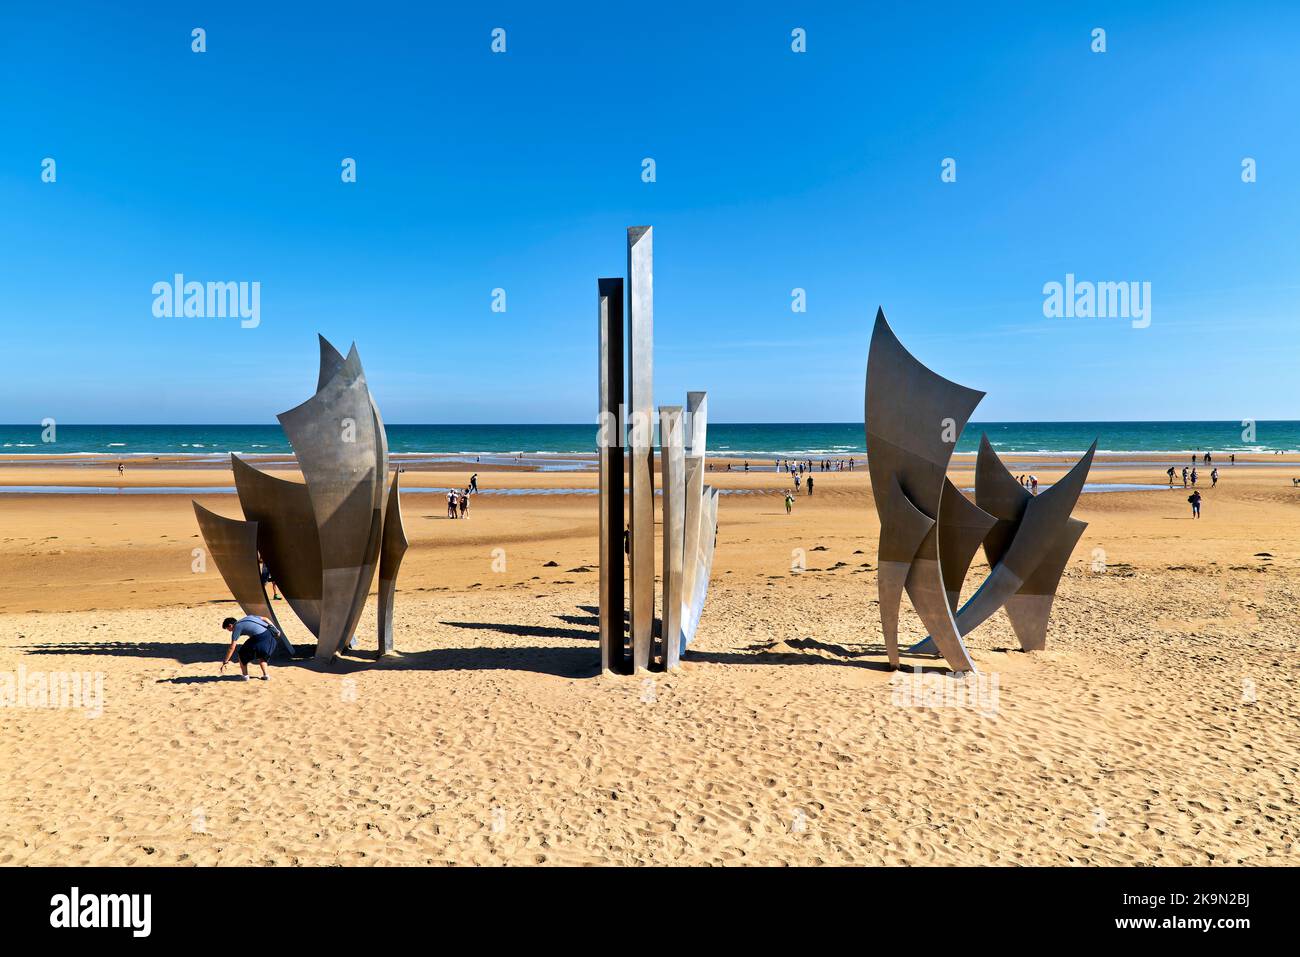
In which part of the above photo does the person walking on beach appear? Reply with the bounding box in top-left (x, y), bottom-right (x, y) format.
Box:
top-left (793, 472), bottom-right (801, 492)
top-left (1211, 467), bottom-right (1219, 488)
top-left (1189, 489), bottom-right (1202, 519)
top-left (848, 457), bottom-right (854, 472)
top-left (1191, 467), bottom-right (1198, 487)
top-left (220, 615), bottom-right (281, 680)
top-left (259, 558), bottom-right (280, 600)
top-left (1182, 466), bottom-right (1189, 487)
top-left (1166, 466), bottom-right (1176, 486)
top-left (459, 488), bottom-right (470, 518)
top-left (117, 462), bottom-right (124, 476)
top-left (1231, 453), bottom-right (1236, 465)
top-left (469, 473), bottom-right (478, 494)
top-left (806, 475), bottom-right (814, 496)
top-left (447, 489), bottom-right (458, 519)
top-left (784, 490), bottom-right (794, 514)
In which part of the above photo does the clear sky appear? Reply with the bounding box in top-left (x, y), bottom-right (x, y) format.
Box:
top-left (2, 2), bottom-right (1297, 424)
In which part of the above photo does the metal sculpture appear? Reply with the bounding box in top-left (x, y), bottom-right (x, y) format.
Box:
top-left (194, 335), bottom-right (406, 662)
top-left (376, 471), bottom-right (408, 657)
top-left (597, 278), bottom-right (626, 675)
top-left (865, 309), bottom-right (1092, 671)
top-left (627, 226), bottom-right (655, 673)
top-left (660, 406), bottom-right (686, 671)
top-left (597, 227), bottom-right (719, 674)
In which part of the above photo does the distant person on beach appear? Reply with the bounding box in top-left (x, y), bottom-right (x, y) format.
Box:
top-left (259, 558), bottom-right (280, 600)
top-left (784, 490), bottom-right (794, 514)
top-left (1166, 466), bottom-right (1176, 486)
top-left (1189, 489), bottom-right (1202, 519)
top-left (469, 473), bottom-right (478, 493)
top-left (1231, 454), bottom-right (1236, 465)
top-left (807, 475), bottom-right (814, 496)
top-left (1211, 468), bottom-right (1218, 488)
top-left (1030, 475), bottom-right (1039, 495)
top-left (220, 615), bottom-right (281, 680)
top-left (848, 458), bottom-right (854, 471)
top-left (447, 489), bottom-right (458, 519)
top-left (1191, 467), bottom-right (1198, 487)
top-left (1182, 467), bottom-right (1189, 487)
top-left (459, 489), bottom-right (469, 518)
top-left (793, 472), bottom-right (801, 491)
top-left (744, 461), bottom-right (749, 472)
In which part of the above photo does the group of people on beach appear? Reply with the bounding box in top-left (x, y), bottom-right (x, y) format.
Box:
top-left (713, 457), bottom-right (856, 473)
top-left (446, 473), bottom-right (479, 519)
top-left (1169, 453), bottom-right (1227, 519)
top-left (775, 457), bottom-right (854, 473)
top-left (1166, 465), bottom-right (1218, 489)
top-left (1015, 474), bottom-right (1040, 495)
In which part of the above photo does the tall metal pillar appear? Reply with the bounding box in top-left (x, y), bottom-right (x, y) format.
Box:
top-left (659, 406), bottom-right (685, 670)
top-left (597, 278), bottom-right (627, 674)
top-left (627, 226), bottom-right (655, 673)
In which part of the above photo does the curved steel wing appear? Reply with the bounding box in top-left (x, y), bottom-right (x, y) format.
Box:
top-left (230, 454), bottom-right (323, 637)
top-left (376, 470), bottom-right (408, 656)
top-left (953, 441), bottom-right (1097, 638)
top-left (193, 502), bottom-right (291, 655)
top-left (277, 345), bottom-right (383, 660)
top-left (1004, 517), bottom-right (1087, 650)
top-left (866, 308), bottom-right (985, 672)
top-left (937, 477), bottom-right (997, 612)
top-left (317, 334), bottom-right (347, 394)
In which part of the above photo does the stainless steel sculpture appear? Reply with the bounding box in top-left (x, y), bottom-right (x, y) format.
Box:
top-left (678, 391), bottom-right (714, 654)
top-left (597, 278), bottom-right (627, 675)
top-left (866, 309), bottom-right (989, 672)
top-left (659, 406), bottom-right (686, 671)
top-left (627, 226), bottom-right (655, 673)
top-left (597, 228), bottom-right (718, 673)
top-left (682, 486), bottom-right (720, 652)
top-left (376, 471), bottom-right (408, 657)
top-left (866, 309), bottom-right (1092, 670)
top-left (948, 436), bottom-right (1095, 645)
top-left (194, 336), bottom-right (405, 662)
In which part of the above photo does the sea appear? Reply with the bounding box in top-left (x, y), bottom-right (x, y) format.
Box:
top-left (1, 422), bottom-right (1296, 458)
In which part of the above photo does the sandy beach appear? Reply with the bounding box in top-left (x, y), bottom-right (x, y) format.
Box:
top-left (1, 454), bottom-right (1297, 865)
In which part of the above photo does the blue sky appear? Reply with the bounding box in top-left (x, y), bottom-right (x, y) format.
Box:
top-left (2, 2), bottom-right (1297, 423)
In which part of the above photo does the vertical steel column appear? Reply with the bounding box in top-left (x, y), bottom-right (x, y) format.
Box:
top-left (598, 278), bottom-right (627, 674)
top-left (659, 406), bottom-right (685, 670)
top-left (679, 391), bottom-right (708, 657)
top-left (627, 226), bottom-right (655, 672)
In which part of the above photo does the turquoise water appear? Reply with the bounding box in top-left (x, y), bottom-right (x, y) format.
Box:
top-left (1, 422), bottom-right (1296, 457)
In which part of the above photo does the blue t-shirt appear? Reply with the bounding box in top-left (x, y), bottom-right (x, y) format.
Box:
top-left (232, 616), bottom-right (274, 642)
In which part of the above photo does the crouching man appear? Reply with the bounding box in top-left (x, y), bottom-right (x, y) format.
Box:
top-left (220, 615), bottom-right (282, 681)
